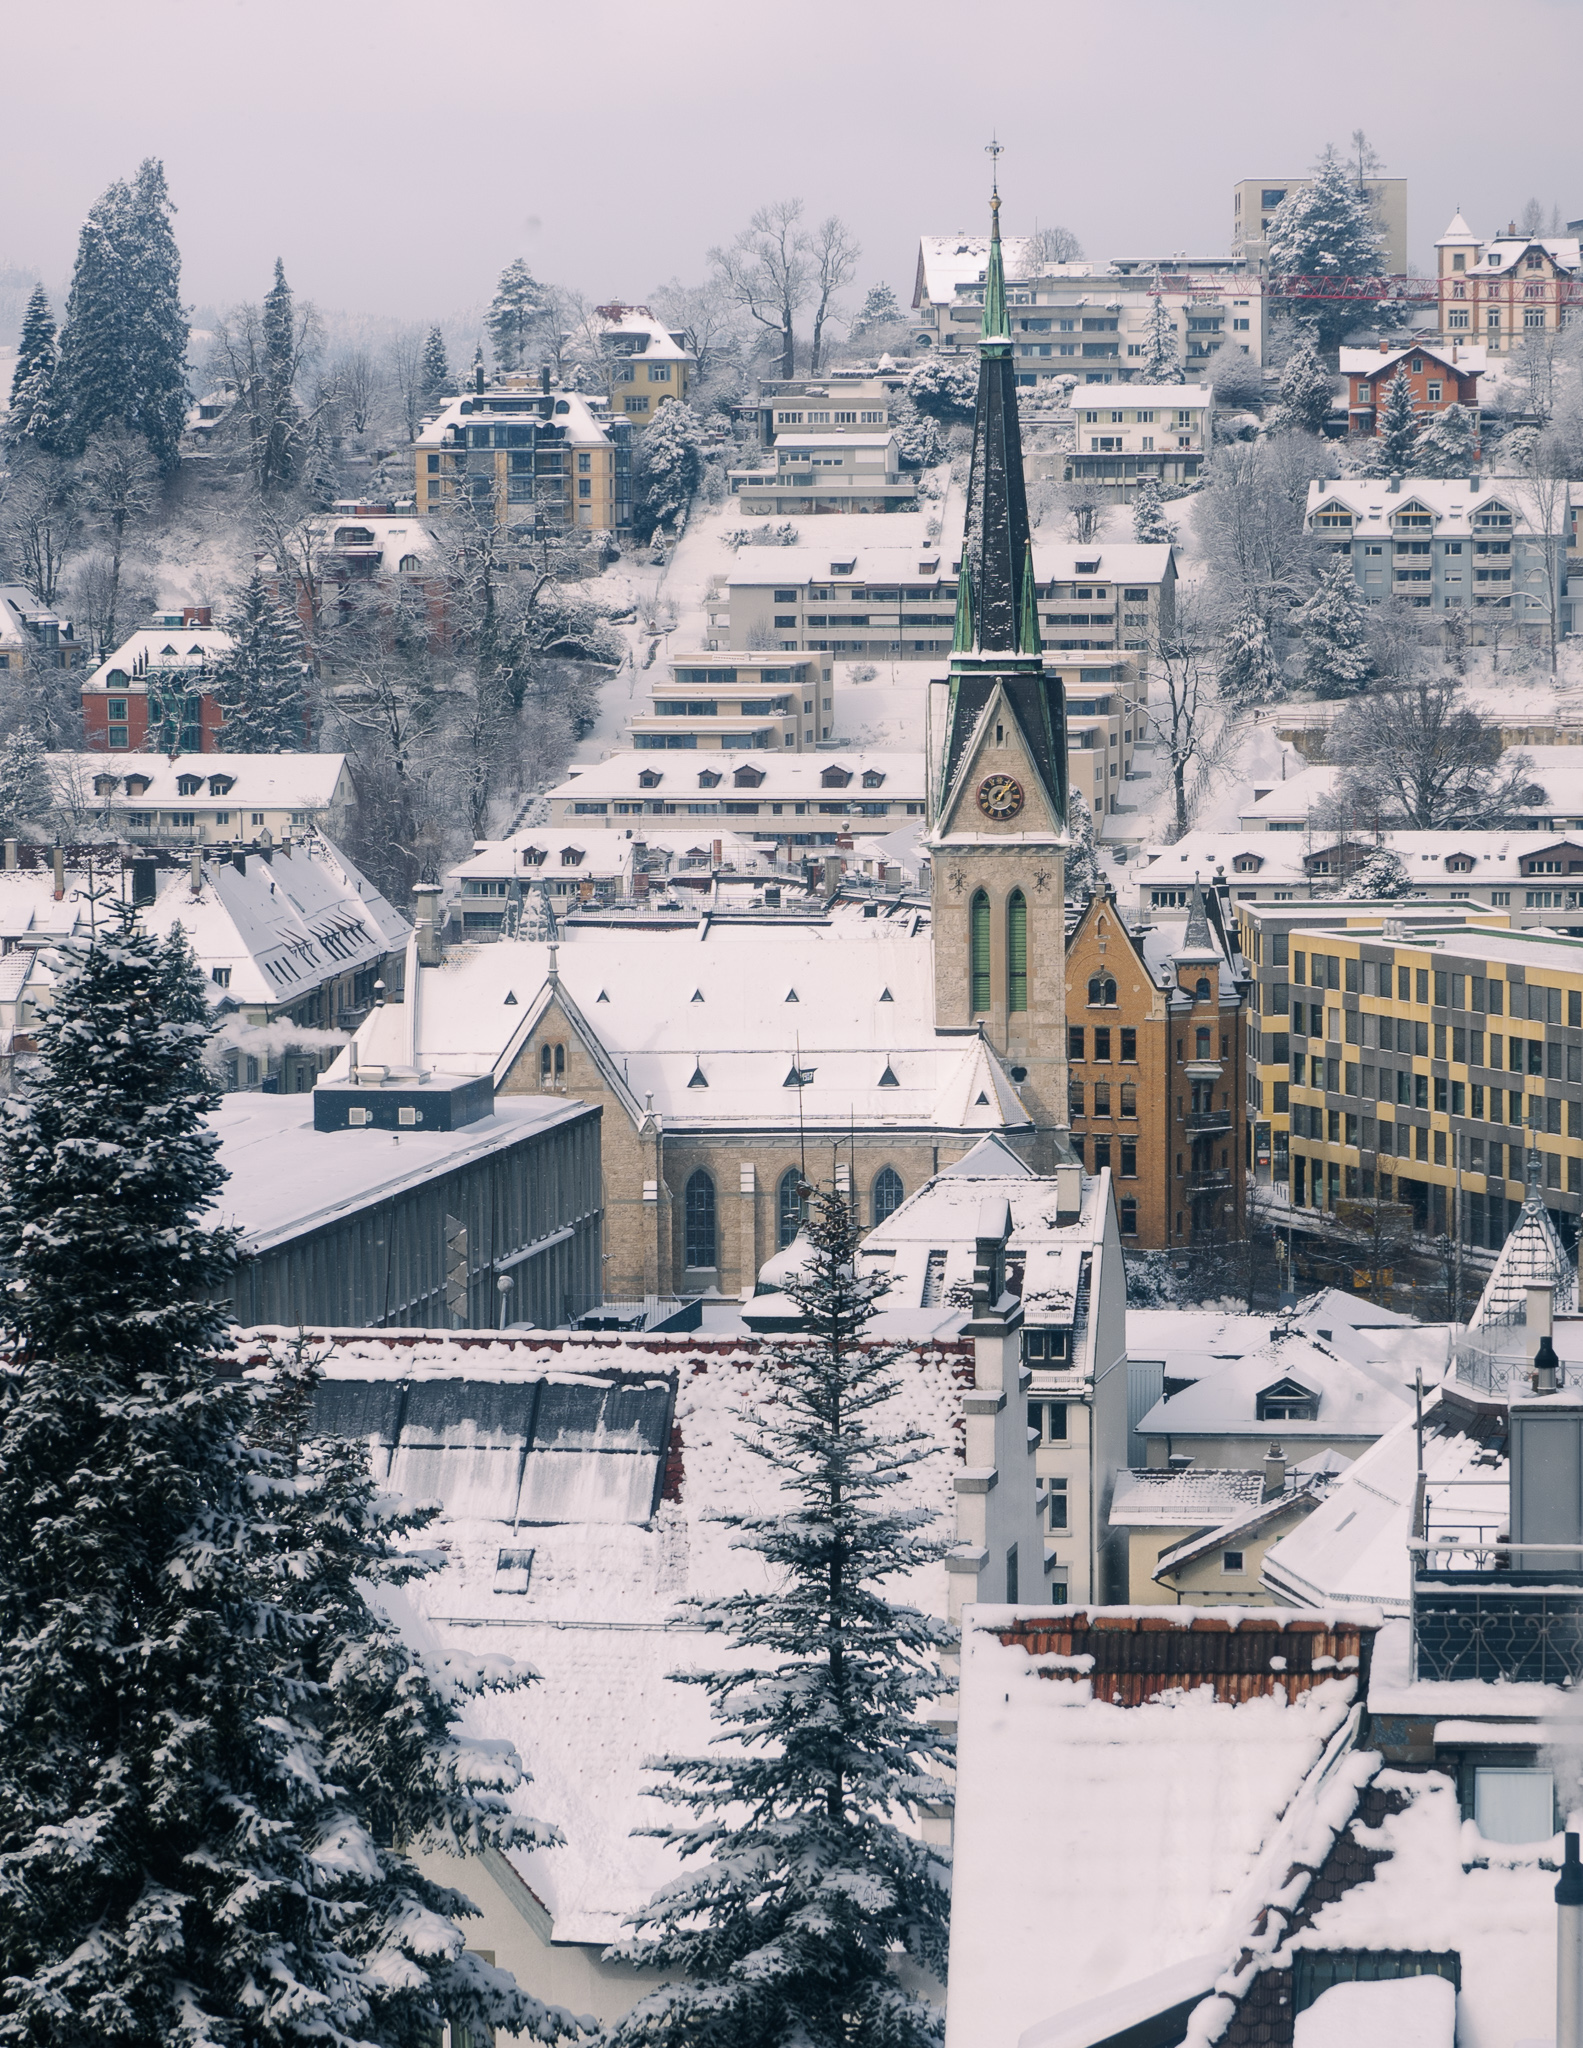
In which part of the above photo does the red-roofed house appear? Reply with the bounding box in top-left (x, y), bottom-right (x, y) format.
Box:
top-left (1341, 340), bottom-right (1481, 438)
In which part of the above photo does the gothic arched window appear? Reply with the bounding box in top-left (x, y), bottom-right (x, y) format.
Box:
top-left (873, 1166), bottom-right (904, 1224)
top-left (778, 1167), bottom-right (804, 1248)
top-left (1088, 974), bottom-right (1117, 1007)
top-left (1007, 890), bottom-right (1028, 1012)
top-left (970, 890), bottom-right (991, 1013)
top-left (684, 1170), bottom-right (717, 1270)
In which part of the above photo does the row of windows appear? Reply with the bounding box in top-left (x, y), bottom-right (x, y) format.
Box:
top-left (1288, 951), bottom-right (1578, 1021)
top-left (969, 889), bottom-right (1028, 1014)
top-left (683, 1165), bottom-right (904, 1269)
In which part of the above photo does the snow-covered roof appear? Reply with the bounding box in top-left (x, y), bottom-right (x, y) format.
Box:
top-left (49, 751), bottom-right (353, 812)
top-left (1126, 1292), bottom-right (1422, 1381)
top-left (1068, 384), bottom-right (1212, 410)
top-left (1151, 1478), bottom-right (1331, 1576)
top-left (1134, 1329), bottom-right (1417, 1445)
top-left (1468, 1166), bottom-right (1577, 1328)
top-left (547, 749), bottom-right (927, 805)
top-left (1435, 212), bottom-right (1479, 246)
top-left (0, 584), bottom-right (74, 654)
top-left (88, 625), bottom-right (231, 690)
top-left (415, 388), bottom-right (616, 451)
top-left (1338, 343), bottom-right (1484, 378)
top-left (721, 539), bottom-right (1173, 589)
top-left (1304, 476), bottom-right (1570, 538)
top-left (332, 907), bottom-right (1032, 1134)
top-left (773, 430), bottom-right (897, 449)
top-left (946, 1610), bottom-right (1367, 2048)
top-left (313, 512), bottom-right (438, 577)
top-left (143, 835), bottom-right (408, 1010)
top-left (914, 232), bottom-right (1041, 305)
top-left (1477, 232), bottom-right (1581, 275)
top-left (210, 1092), bottom-right (592, 1253)
top-left (595, 307), bottom-right (693, 362)
top-left (1108, 1466), bottom-right (1290, 1527)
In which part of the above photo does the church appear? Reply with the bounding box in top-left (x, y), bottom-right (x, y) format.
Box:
top-left (332, 184), bottom-right (1075, 1306)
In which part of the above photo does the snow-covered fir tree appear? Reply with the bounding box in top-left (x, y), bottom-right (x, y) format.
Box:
top-left (1217, 596), bottom-right (1286, 709)
top-left (1269, 330), bottom-right (1334, 435)
top-left (5, 285), bottom-right (58, 450)
top-left (1139, 294), bottom-right (1182, 383)
top-left (0, 729), bottom-right (54, 834)
top-left (851, 281), bottom-right (902, 340)
top-left (420, 324), bottom-right (451, 411)
top-left (1065, 794), bottom-right (1105, 901)
top-left (1132, 478), bottom-right (1176, 545)
top-left (53, 159), bottom-right (189, 472)
top-left (906, 354), bottom-right (977, 423)
top-left (214, 570), bottom-right (309, 750)
top-left (1368, 366), bottom-right (1420, 474)
top-left (1415, 401), bottom-right (1480, 478)
top-left (1265, 146), bottom-right (1385, 281)
top-left (258, 256), bottom-right (302, 490)
top-left (633, 400), bottom-right (705, 540)
top-left (1349, 845), bottom-right (1411, 898)
top-left (0, 914), bottom-right (579, 2046)
top-left (606, 1184), bottom-right (952, 2048)
top-left (487, 258), bottom-right (550, 372)
top-left (1296, 555), bottom-right (1373, 696)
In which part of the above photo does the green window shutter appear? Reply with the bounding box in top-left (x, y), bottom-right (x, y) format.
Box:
top-left (1007, 890), bottom-right (1028, 1011)
top-left (970, 891), bottom-right (992, 1013)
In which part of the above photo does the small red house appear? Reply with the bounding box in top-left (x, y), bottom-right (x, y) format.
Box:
top-left (1340, 340), bottom-right (1481, 438)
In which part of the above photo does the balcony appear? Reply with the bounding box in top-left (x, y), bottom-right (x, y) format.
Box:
top-left (1186, 1109), bottom-right (1233, 1136)
top-left (1189, 1168), bottom-right (1234, 1193)
top-left (1184, 1059), bottom-right (1223, 1081)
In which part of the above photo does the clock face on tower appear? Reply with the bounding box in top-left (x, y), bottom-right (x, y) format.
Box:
top-left (976, 773), bottom-right (1025, 821)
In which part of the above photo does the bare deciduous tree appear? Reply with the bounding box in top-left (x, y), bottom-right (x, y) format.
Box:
top-left (331, 347), bottom-right (377, 435)
top-left (0, 455), bottom-right (78, 606)
top-left (807, 216), bottom-right (860, 373)
top-left (387, 329), bottom-right (425, 441)
top-left (649, 278), bottom-right (745, 387)
top-left (1146, 590), bottom-right (1238, 838)
top-left (710, 201), bottom-right (814, 380)
top-left (1327, 672), bottom-right (1547, 828)
top-left (75, 426), bottom-right (159, 655)
top-left (1024, 224), bottom-right (1083, 265)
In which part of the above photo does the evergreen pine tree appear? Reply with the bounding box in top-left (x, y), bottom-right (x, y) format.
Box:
top-left (54, 158), bottom-right (188, 472)
top-left (632, 400), bottom-right (706, 540)
top-left (1132, 478), bottom-right (1176, 545)
top-left (6, 285), bottom-right (58, 449)
top-left (1217, 596), bottom-right (1286, 709)
top-left (214, 570), bottom-right (310, 751)
top-left (487, 258), bottom-right (549, 372)
top-left (1415, 401), bottom-right (1480, 478)
top-left (0, 727), bottom-right (55, 834)
top-left (1350, 845), bottom-right (1411, 898)
top-left (1368, 365), bottom-right (1420, 474)
top-left (258, 256), bottom-right (302, 490)
top-left (1265, 146), bottom-right (1385, 344)
top-left (1269, 331), bottom-right (1334, 435)
top-left (0, 914), bottom-right (578, 2046)
top-left (420, 324), bottom-right (451, 411)
top-left (606, 1184), bottom-right (952, 2048)
top-left (905, 355), bottom-right (977, 423)
top-left (851, 282), bottom-right (902, 340)
top-left (1139, 294), bottom-right (1182, 382)
top-left (1064, 795), bottom-right (1105, 902)
top-left (1296, 555), bottom-right (1374, 696)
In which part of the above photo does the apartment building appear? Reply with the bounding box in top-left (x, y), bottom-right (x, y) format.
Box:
top-left (1340, 339), bottom-right (1482, 436)
top-left (628, 651), bottom-right (833, 752)
top-left (729, 426), bottom-right (914, 516)
top-left (1435, 213), bottom-right (1579, 354)
top-left (82, 610), bottom-right (228, 753)
top-left (1237, 902), bottom-right (1583, 1256)
top-left (414, 381), bottom-right (634, 536)
top-left (713, 539), bottom-right (1175, 672)
top-left (1232, 176), bottom-right (1407, 273)
top-left (1065, 884), bottom-right (1252, 1251)
top-left (58, 752), bottom-right (357, 844)
top-left (1058, 384), bottom-right (1211, 495)
top-left (1062, 661), bottom-right (1146, 820)
top-left (736, 368), bottom-right (908, 449)
top-left (546, 750), bottom-right (926, 845)
top-left (911, 235), bottom-right (1264, 383)
top-left (1140, 828), bottom-right (1583, 932)
top-left (594, 304), bottom-right (695, 421)
top-left (1304, 475), bottom-right (1571, 642)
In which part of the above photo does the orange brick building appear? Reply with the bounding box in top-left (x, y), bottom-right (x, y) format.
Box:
top-left (1065, 882), bottom-right (1252, 1250)
top-left (1341, 340), bottom-right (1481, 439)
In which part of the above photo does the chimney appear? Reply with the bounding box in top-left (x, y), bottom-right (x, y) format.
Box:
top-left (1387, 474), bottom-right (1401, 493)
top-left (412, 882), bottom-right (444, 967)
top-left (1379, 337), bottom-right (1389, 353)
top-left (1054, 1160), bottom-right (1082, 1223)
top-left (3, 840), bottom-right (15, 872)
top-left (1468, 471), bottom-right (1480, 492)
top-left (1557, 1833), bottom-right (1583, 2048)
top-left (711, 837), bottom-right (723, 867)
top-left (1262, 1442), bottom-right (1286, 1502)
top-left (541, 364), bottom-right (551, 396)
top-left (181, 605), bottom-right (212, 628)
top-left (51, 845), bottom-right (64, 901)
top-left (475, 356), bottom-right (486, 396)
top-left (189, 851), bottom-right (202, 895)
top-left (232, 847), bottom-right (247, 876)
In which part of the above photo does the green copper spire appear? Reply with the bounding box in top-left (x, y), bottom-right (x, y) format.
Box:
top-left (952, 563), bottom-right (975, 652)
top-left (981, 183), bottom-right (1009, 342)
top-left (1017, 540), bottom-right (1041, 655)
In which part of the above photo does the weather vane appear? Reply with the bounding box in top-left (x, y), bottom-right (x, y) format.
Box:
top-left (985, 134), bottom-right (1003, 196)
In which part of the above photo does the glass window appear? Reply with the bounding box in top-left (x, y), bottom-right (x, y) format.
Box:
top-left (872, 1166), bottom-right (903, 1224)
top-left (777, 1167), bottom-right (803, 1248)
top-left (1474, 1768), bottom-right (1554, 1844)
top-left (684, 1170), bottom-right (716, 1269)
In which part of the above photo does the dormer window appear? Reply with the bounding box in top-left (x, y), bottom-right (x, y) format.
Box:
top-left (1445, 853), bottom-right (1475, 873)
top-left (697, 769), bottom-right (723, 788)
top-left (1314, 504), bottom-right (1353, 529)
top-left (1256, 1376), bottom-right (1320, 1423)
top-left (207, 776), bottom-right (234, 796)
top-left (861, 769), bottom-right (886, 788)
top-left (521, 846), bottom-right (546, 866)
top-left (1393, 502), bottom-right (1433, 530)
top-left (176, 775), bottom-right (203, 796)
top-left (1075, 558), bottom-right (1100, 574)
top-left (124, 776), bottom-right (151, 797)
top-left (92, 775), bottom-right (119, 796)
top-left (637, 769), bottom-right (663, 788)
top-left (560, 846), bottom-right (585, 866)
top-left (1232, 854), bottom-right (1262, 873)
top-left (733, 764), bottom-right (766, 788)
top-left (820, 766), bottom-right (854, 788)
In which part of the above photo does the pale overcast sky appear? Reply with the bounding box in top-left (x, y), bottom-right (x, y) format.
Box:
top-left (7, 0), bottom-right (1583, 332)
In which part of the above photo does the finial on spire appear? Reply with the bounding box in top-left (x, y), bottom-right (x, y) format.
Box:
top-left (986, 135), bottom-right (1003, 237)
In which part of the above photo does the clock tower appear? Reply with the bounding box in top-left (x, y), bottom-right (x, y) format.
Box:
top-left (928, 166), bottom-right (1071, 1162)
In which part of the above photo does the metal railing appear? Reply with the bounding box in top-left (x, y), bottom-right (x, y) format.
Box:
top-left (1409, 1536), bottom-right (1583, 1683)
